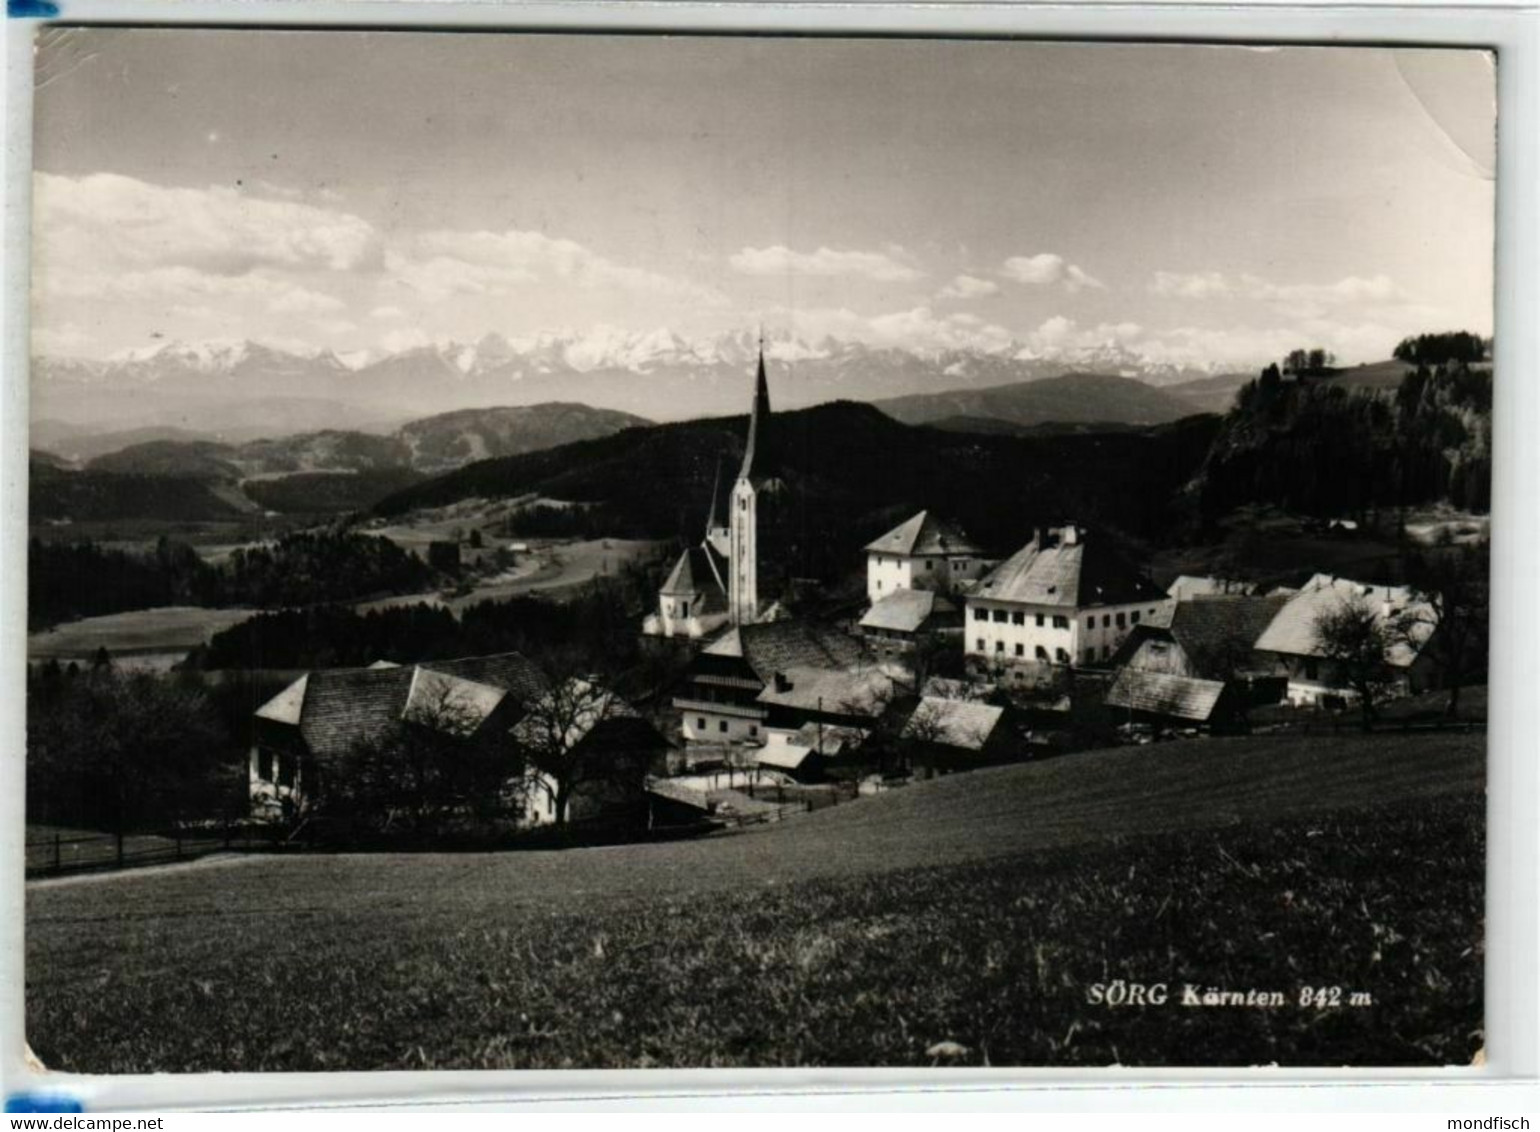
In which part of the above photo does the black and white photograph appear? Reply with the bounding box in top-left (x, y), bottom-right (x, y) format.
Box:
top-left (21, 29), bottom-right (1495, 1073)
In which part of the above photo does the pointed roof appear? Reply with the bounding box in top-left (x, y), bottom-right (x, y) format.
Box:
top-left (660, 543), bottom-right (729, 612)
top-left (864, 510), bottom-right (982, 557)
top-left (704, 458), bottom-right (725, 535)
top-left (738, 343), bottom-right (776, 483)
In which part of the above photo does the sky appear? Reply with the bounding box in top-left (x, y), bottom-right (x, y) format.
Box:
top-left (30, 30), bottom-right (1497, 368)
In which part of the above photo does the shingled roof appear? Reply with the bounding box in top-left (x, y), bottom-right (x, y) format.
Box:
top-left (973, 526), bottom-right (1165, 609)
top-left (255, 652), bottom-right (547, 761)
top-left (859, 589), bottom-right (953, 634)
top-left (864, 510), bottom-right (982, 558)
top-left (1254, 573), bottom-right (1435, 667)
top-left (1106, 668), bottom-right (1228, 722)
top-left (703, 619), bottom-right (870, 683)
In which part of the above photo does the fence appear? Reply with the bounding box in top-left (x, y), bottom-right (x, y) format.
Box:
top-left (1252, 717), bottom-right (1484, 737)
top-left (24, 822), bottom-right (292, 880)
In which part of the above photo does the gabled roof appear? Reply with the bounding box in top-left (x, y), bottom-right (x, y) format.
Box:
top-left (254, 652), bottom-right (547, 761)
top-left (972, 527), bottom-right (1165, 609)
top-left (1106, 669), bottom-right (1228, 722)
top-left (703, 619), bottom-right (869, 683)
top-left (1253, 573), bottom-right (1434, 667)
top-left (903, 696), bottom-right (1005, 751)
top-left (864, 510), bottom-right (982, 558)
top-left (1161, 594), bottom-right (1291, 677)
top-left (860, 588), bottom-right (946, 634)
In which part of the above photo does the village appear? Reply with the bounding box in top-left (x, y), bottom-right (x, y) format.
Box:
top-left (242, 347), bottom-right (1456, 840)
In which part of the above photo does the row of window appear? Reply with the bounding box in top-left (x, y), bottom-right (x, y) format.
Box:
top-left (975, 640), bottom-right (1072, 664)
top-left (694, 716), bottom-right (759, 737)
top-left (872, 555), bottom-right (969, 571)
top-left (970, 606), bottom-right (1160, 631)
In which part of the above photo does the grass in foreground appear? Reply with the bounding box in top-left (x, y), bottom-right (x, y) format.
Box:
top-left (27, 787), bottom-right (1482, 1072)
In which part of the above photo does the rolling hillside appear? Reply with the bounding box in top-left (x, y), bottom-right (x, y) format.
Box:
top-left (27, 729), bottom-right (1483, 1071)
top-left (397, 402), bottom-right (652, 472)
top-left (872, 373), bottom-right (1202, 429)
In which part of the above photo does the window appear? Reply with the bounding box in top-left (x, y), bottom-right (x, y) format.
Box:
top-left (1131, 611), bottom-right (1140, 624)
top-left (1102, 646), bottom-right (1111, 660)
top-left (974, 608), bottom-right (988, 622)
top-left (697, 718), bottom-right (706, 730)
top-left (277, 755), bottom-right (295, 789)
top-left (1149, 608), bottom-right (1157, 616)
top-left (992, 610), bottom-right (1008, 623)
top-left (1304, 659), bottom-right (1320, 681)
top-left (1052, 615), bottom-right (1069, 629)
top-left (257, 749), bottom-right (273, 781)
top-left (680, 601), bottom-right (690, 618)
top-left (1035, 613), bottom-right (1045, 628)
top-left (719, 720), bottom-right (728, 733)
top-left (1115, 612), bottom-right (1126, 629)
top-left (995, 640), bottom-right (1005, 653)
top-left (1086, 617), bottom-right (1094, 630)
top-left (1014, 643), bottom-right (1025, 657)
top-left (1035, 646), bottom-right (1049, 661)
top-left (749, 726), bottom-right (759, 737)
top-left (1012, 612), bottom-right (1025, 625)
top-left (1103, 615), bottom-right (1112, 628)
top-left (739, 498), bottom-right (746, 511)
top-left (976, 638), bottom-right (986, 651)
top-left (877, 581), bottom-right (883, 592)
top-left (1055, 648), bottom-right (1070, 664)
top-left (926, 560), bottom-right (934, 570)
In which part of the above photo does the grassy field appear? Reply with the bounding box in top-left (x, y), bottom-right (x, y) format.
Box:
top-left (26, 605), bottom-right (256, 667)
top-left (26, 731), bottom-right (1484, 1072)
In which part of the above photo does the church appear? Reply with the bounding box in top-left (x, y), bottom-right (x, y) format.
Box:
top-left (643, 342), bottom-right (788, 640)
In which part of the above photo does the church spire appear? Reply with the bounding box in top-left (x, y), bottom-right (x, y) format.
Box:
top-left (738, 333), bottom-right (772, 482)
top-left (704, 456), bottom-right (724, 538)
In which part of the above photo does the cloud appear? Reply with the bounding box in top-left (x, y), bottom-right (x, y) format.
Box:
top-left (1150, 270), bottom-right (1409, 316)
top-left (32, 323), bottom-right (92, 355)
top-left (730, 245), bottom-right (923, 282)
top-left (999, 253), bottom-right (1105, 293)
top-left (391, 228), bottom-right (726, 306)
top-left (784, 304), bottom-right (1014, 356)
top-left (369, 305), bottom-right (407, 321)
top-left (937, 274), bottom-right (1000, 301)
top-left (34, 172), bottom-right (382, 278)
top-left (380, 327), bottom-right (434, 354)
top-left (1122, 319), bottom-right (1403, 369)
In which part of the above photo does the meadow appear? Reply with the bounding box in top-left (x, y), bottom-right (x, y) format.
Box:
top-left (26, 731), bottom-right (1484, 1072)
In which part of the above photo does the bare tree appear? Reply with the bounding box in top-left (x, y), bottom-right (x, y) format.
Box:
top-left (1312, 598), bottom-right (1395, 732)
top-left (1397, 543), bottom-right (1489, 718)
top-left (511, 672), bottom-right (634, 826)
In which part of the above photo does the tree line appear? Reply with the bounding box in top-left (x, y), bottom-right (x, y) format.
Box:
top-left (1192, 345), bottom-right (1492, 526)
top-left (29, 529), bottom-right (437, 630)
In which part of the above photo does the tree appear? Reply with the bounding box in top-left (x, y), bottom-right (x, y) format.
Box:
top-left (511, 661), bottom-right (637, 827)
top-left (1312, 598), bottom-right (1395, 731)
top-left (325, 676), bottom-right (520, 840)
top-left (1397, 543), bottom-right (1489, 718)
top-left (27, 670), bottom-right (234, 834)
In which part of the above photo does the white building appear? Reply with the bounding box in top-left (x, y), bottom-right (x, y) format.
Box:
top-left (864, 510), bottom-right (990, 603)
top-left (1252, 573), bottom-right (1439, 705)
top-left (964, 524), bottom-right (1172, 680)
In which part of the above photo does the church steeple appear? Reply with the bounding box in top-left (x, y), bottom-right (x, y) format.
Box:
top-left (738, 335), bottom-right (773, 482)
top-left (704, 457), bottom-right (723, 539)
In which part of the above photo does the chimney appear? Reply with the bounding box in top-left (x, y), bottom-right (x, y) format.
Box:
top-left (773, 672), bottom-right (793, 694)
top-left (1061, 524), bottom-right (1079, 546)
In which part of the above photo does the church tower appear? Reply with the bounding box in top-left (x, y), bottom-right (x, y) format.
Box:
top-left (729, 341), bottom-right (775, 625)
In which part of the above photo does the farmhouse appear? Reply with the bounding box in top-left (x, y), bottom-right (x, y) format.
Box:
top-left (1166, 575), bottom-right (1259, 601)
top-left (965, 524), bottom-right (1171, 679)
top-left (672, 619), bottom-right (871, 744)
top-left (859, 588), bottom-right (962, 661)
top-left (864, 510), bottom-right (990, 603)
top-left (1252, 573), bottom-right (1439, 705)
top-left (901, 696), bottom-right (1013, 771)
top-left (249, 652), bottom-right (667, 826)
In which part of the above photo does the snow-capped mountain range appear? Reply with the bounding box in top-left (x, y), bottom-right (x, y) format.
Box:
top-left (33, 329), bottom-right (1243, 435)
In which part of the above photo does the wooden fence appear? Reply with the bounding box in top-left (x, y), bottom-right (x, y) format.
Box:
top-left (24, 823), bottom-right (291, 880)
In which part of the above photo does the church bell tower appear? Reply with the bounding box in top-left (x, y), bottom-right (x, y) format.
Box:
top-left (729, 340), bottom-right (773, 626)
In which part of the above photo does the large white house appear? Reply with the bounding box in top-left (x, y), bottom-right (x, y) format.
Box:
top-left (864, 510), bottom-right (990, 603)
top-left (964, 524), bottom-right (1172, 679)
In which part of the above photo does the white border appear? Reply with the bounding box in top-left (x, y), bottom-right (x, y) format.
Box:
top-left (2, 0), bottom-right (1536, 1112)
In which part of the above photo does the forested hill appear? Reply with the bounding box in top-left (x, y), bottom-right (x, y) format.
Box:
top-left (1188, 362), bottom-right (1492, 525)
top-left (374, 400), bottom-right (1222, 573)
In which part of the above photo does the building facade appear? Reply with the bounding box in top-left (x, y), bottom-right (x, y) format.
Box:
top-left (963, 524), bottom-right (1171, 679)
top-left (863, 510), bottom-right (990, 604)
